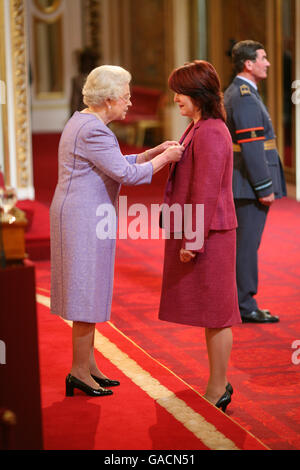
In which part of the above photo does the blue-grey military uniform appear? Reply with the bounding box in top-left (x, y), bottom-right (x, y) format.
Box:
top-left (224, 76), bottom-right (286, 317)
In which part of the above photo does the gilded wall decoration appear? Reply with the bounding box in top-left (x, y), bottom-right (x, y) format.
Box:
top-left (10, 0), bottom-right (31, 189)
top-left (82, 0), bottom-right (102, 55)
top-left (129, 0), bottom-right (167, 89)
top-left (34, 0), bottom-right (62, 14)
top-left (0, 0), bottom-right (10, 183)
top-left (222, 0), bottom-right (267, 89)
top-left (89, 0), bottom-right (102, 53)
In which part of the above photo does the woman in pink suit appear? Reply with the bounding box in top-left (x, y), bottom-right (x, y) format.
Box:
top-left (159, 60), bottom-right (241, 412)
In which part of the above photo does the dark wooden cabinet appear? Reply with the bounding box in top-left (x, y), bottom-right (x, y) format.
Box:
top-left (0, 262), bottom-right (43, 449)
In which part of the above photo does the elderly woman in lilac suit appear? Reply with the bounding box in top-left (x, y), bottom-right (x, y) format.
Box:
top-left (50, 65), bottom-right (184, 397)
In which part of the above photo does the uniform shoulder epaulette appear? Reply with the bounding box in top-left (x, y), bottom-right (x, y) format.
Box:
top-left (240, 84), bottom-right (251, 96)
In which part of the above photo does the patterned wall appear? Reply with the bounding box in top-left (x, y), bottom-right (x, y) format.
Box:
top-left (129, 0), bottom-right (168, 89)
top-left (221, 0), bottom-right (267, 89)
top-left (82, 0), bottom-right (102, 54)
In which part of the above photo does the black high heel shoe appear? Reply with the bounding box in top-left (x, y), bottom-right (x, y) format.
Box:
top-left (65, 374), bottom-right (113, 397)
top-left (91, 374), bottom-right (120, 388)
top-left (215, 390), bottom-right (231, 412)
top-left (226, 382), bottom-right (233, 395)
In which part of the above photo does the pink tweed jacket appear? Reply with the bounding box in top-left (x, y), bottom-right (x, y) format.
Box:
top-left (163, 118), bottom-right (237, 251)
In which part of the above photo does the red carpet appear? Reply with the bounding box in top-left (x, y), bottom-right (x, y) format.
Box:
top-left (30, 133), bottom-right (300, 450)
top-left (33, 196), bottom-right (300, 451)
top-left (36, 297), bottom-right (267, 450)
top-left (111, 196), bottom-right (300, 451)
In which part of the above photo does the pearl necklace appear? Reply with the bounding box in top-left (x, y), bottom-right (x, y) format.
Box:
top-left (81, 108), bottom-right (106, 123)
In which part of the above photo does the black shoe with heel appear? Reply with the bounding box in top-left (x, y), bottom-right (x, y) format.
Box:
top-left (91, 374), bottom-right (120, 388)
top-left (215, 390), bottom-right (231, 412)
top-left (65, 374), bottom-right (113, 397)
top-left (226, 382), bottom-right (233, 395)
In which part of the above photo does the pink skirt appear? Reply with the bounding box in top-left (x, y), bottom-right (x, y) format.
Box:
top-left (158, 229), bottom-right (241, 328)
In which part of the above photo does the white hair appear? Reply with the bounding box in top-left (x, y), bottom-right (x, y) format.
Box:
top-left (82, 65), bottom-right (131, 107)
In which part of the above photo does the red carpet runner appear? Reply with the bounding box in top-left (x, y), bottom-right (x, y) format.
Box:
top-left (31, 133), bottom-right (300, 450)
top-left (34, 196), bottom-right (300, 451)
top-left (35, 291), bottom-right (267, 450)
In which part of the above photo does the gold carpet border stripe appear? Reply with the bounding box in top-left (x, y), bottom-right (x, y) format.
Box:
top-left (36, 292), bottom-right (269, 450)
top-left (36, 294), bottom-right (239, 450)
top-left (36, 287), bottom-right (51, 294)
top-left (93, 330), bottom-right (239, 450)
top-left (107, 321), bottom-right (270, 450)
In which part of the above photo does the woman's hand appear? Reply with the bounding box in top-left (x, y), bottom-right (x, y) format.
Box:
top-left (153, 140), bottom-right (181, 156)
top-left (137, 141), bottom-right (183, 164)
top-left (163, 144), bottom-right (185, 163)
top-left (179, 248), bottom-right (196, 263)
top-left (148, 144), bottom-right (184, 174)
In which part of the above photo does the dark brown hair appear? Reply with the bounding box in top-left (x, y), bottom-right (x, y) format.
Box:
top-left (231, 40), bottom-right (265, 73)
top-left (168, 60), bottom-right (226, 122)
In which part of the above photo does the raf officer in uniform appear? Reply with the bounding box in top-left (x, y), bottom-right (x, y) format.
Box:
top-left (224, 40), bottom-right (286, 323)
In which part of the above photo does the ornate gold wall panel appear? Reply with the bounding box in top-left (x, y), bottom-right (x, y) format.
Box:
top-left (208, 0), bottom-right (295, 184)
top-left (129, 0), bottom-right (169, 89)
top-left (33, 14), bottom-right (64, 98)
top-left (0, 0), bottom-right (10, 185)
top-left (34, 0), bottom-right (62, 14)
top-left (82, 0), bottom-right (102, 54)
top-left (10, 0), bottom-right (31, 189)
top-left (88, 0), bottom-right (102, 52)
top-left (213, 0), bottom-right (267, 91)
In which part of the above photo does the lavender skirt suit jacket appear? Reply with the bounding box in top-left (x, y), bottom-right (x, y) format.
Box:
top-left (50, 112), bottom-right (153, 323)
